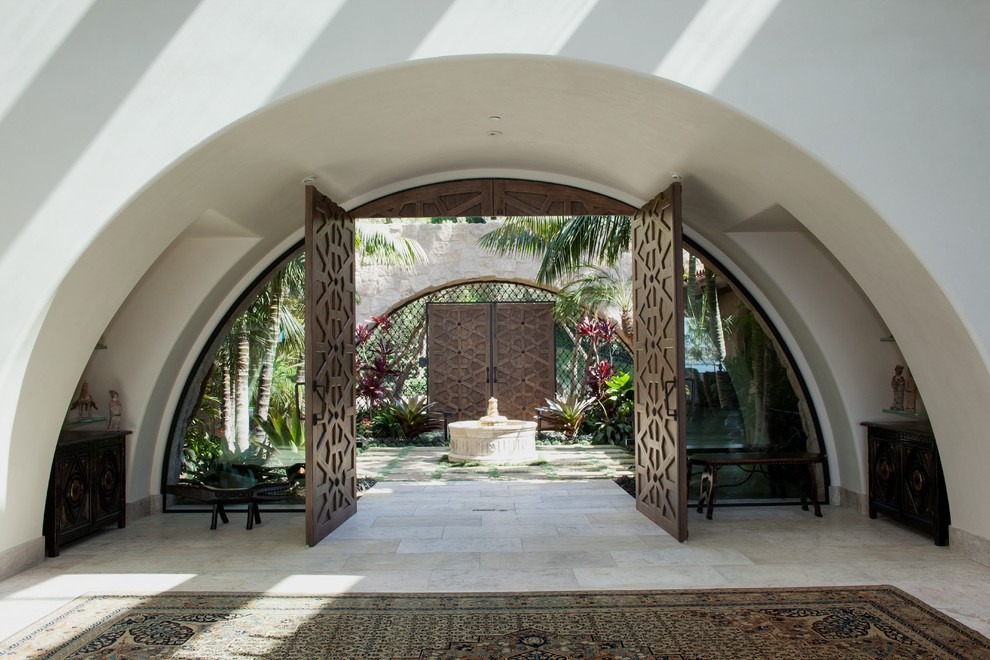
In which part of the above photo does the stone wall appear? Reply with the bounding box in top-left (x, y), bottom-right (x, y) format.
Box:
top-left (356, 222), bottom-right (544, 321)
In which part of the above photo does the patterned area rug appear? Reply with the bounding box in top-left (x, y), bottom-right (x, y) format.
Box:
top-left (2, 587), bottom-right (987, 659)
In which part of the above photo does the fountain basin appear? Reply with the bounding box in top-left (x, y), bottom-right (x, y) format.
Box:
top-left (447, 420), bottom-right (538, 463)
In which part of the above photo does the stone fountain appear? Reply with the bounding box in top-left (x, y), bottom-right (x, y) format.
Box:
top-left (447, 398), bottom-right (538, 463)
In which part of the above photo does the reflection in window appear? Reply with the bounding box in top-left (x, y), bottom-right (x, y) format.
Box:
top-left (175, 252), bottom-right (306, 501)
top-left (684, 249), bottom-right (822, 501)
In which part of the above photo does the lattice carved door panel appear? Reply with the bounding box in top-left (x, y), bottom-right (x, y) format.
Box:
top-left (632, 183), bottom-right (687, 541)
top-left (493, 303), bottom-right (555, 421)
top-left (428, 303), bottom-right (554, 421)
top-left (427, 304), bottom-right (492, 421)
top-left (305, 186), bottom-right (357, 546)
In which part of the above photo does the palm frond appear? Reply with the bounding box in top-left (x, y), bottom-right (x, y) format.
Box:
top-left (554, 265), bottom-right (631, 324)
top-left (539, 215), bottom-right (631, 284)
top-left (356, 225), bottom-right (427, 267)
top-left (476, 216), bottom-right (569, 259)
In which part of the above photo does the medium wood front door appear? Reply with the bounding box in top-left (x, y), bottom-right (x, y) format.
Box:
top-left (427, 302), bottom-right (555, 421)
top-left (632, 183), bottom-right (687, 542)
top-left (304, 185), bottom-right (358, 547)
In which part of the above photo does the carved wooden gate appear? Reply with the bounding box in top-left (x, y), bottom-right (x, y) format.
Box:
top-left (427, 302), bottom-right (555, 421)
top-left (493, 303), bottom-right (556, 421)
top-left (305, 186), bottom-right (358, 546)
top-left (426, 303), bottom-right (492, 421)
top-left (632, 183), bottom-right (687, 541)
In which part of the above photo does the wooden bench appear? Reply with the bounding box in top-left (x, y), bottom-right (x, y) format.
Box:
top-left (688, 452), bottom-right (826, 520)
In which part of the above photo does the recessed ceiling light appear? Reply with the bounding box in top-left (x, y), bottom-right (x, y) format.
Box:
top-left (489, 115), bottom-right (502, 121)
top-left (487, 130), bottom-right (503, 137)
top-left (302, 175), bottom-right (317, 184)
top-left (670, 172), bottom-right (683, 181)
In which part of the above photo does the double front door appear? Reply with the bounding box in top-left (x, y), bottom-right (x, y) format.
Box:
top-left (427, 302), bottom-right (555, 422)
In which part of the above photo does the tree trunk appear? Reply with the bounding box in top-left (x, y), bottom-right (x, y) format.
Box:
top-left (618, 308), bottom-right (634, 347)
top-left (704, 274), bottom-right (731, 409)
top-left (235, 326), bottom-right (251, 453)
top-left (253, 279), bottom-right (282, 442)
top-left (752, 341), bottom-right (767, 448)
top-left (223, 361), bottom-right (235, 452)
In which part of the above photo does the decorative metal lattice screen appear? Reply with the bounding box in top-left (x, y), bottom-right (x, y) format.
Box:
top-left (357, 280), bottom-right (633, 405)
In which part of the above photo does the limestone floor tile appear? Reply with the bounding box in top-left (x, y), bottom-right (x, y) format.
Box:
top-left (480, 512), bottom-right (591, 526)
top-left (427, 568), bottom-right (581, 592)
top-left (585, 512), bottom-right (655, 524)
top-left (573, 565), bottom-right (729, 589)
top-left (264, 570), bottom-right (434, 593)
top-left (852, 558), bottom-right (990, 582)
top-left (522, 535), bottom-right (651, 552)
top-left (610, 547), bottom-right (754, 567)
top-left (328, 526), bottom-right (445, 540)
top-left (397, 538), bottom-right (524, 554)
top-left (514, 500), bottom-right (623, 512)
top-left (442, 525), bottom-right (554, 539)
top-left (344, 552), bottom-right (481, 571)
top-left (712, 562), bottom-right (876, 587)
top-left (204, 555), bottom-right (350, 572)
top-left (481, 551), bottom-right (618, 570)
top-left (304, 539), bottom-right (401, 555)
top-left (555, 523), bottom-right (674, 537)
top-left (372, 515), bottom-right (482, 527)
top-left (353, 503), bottom-right (421, 515)
top-left (412, 503), bottom-right (515, 515)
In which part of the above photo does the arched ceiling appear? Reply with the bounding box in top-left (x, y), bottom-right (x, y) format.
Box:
top-left (18, 54), bottom-right (990, 546)
top-left (172, 55), bottom-right (815, 241)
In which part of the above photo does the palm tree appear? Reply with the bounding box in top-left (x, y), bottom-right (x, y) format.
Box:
top-left (477, 215), bottom-right (629, 285)
top-left (553, 265), bottom-right (634, 346)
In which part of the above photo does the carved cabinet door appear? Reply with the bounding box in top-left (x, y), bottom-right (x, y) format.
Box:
top-left (632, 182), bottom-right (687, 542)
top-left (305, 185), bottom-right (358, 547)
top-left (427, 303), bottom-right (492, 421)
top-left (493, 303), bottom-right (555, 421)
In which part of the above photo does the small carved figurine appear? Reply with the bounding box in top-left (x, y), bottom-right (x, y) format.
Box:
top-left (107, 390), bottom-right (123, 430)
top-left (70, 380), bottom-right (98, 420)
top-left (904, 369), bottom-right (917, 413)
top-left (891, 364), bottom-right (906, 410)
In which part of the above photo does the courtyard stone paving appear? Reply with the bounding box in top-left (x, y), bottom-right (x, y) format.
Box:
top-left (358, 444), bottom-right (635, 482)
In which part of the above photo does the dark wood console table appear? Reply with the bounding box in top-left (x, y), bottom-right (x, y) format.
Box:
top-left (863, 420), bottom-right (949, 546)
top-left (688, 452), bottom-right (826, 520)
top-left (44, 429), bottom-right (129, 556)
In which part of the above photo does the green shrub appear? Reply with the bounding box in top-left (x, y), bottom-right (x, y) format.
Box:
top-left (587, 371), bottom-right (635, 445)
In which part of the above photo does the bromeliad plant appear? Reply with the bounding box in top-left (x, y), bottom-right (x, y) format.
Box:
top-left (371, 396), bottom-right (443, 439)
top-left (540, 394), bottom-right (597, 438)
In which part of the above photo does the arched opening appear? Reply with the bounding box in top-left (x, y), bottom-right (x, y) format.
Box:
top-left (164, 181), bottom-right (824, 526)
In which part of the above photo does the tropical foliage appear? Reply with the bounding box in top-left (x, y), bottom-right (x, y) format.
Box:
top-left (539, 394), bottom-right (596, 438)
top-left (180, 223), bottom-right (425, 482)
top-left (370, 396), bottom-right (443, 439)
top-left (586, 371), bottom-right (635, 445)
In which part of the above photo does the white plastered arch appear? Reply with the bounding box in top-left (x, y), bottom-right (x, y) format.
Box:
top-left (5, 56), bottom-right (989, 561)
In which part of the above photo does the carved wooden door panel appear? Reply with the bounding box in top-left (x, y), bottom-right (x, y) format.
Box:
top-left (493, 303), bottom-right (555, 421)
top-left (305, 185), bottom-right (358, 546)
top-left (632, 182), bottom-right (687, 541)
top-left (427, 303), bottom-right (492, 421)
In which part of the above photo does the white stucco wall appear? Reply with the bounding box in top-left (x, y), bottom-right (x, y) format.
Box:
top-left (2, 1), bottom-right (989, 570)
